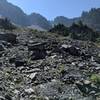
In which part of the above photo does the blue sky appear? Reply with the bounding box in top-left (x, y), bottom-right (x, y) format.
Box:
top-left (7, 0), bottom-right (100, 20)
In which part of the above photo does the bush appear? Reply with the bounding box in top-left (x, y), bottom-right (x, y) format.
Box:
top-left (90, 74), bottom-right (100, 84)
top-left (49, 24), bottom-right (69, 36)
top-left (70, 21), bottom-right (98, 41)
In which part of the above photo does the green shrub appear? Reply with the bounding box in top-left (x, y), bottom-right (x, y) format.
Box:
top-left (90, 74), bottom-right (100, 84)
top-left (70, 21), bottom-right (98, 41)
top-left (49, 24), bottom-right (69, 36)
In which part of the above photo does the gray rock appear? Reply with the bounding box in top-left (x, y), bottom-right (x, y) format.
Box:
top-left (28, 42), bottom-right (46, 51)
top-left (0, 32), bottom-right (17, 45)
top-left (15, 60), bottom-right (26, 67)
top-left (0, 44), bottom-right (4, 51)
top-left (61, 44), bottom-right (81, 56)
top-left (25, 88), bottom-right (34, 94)
top-left (0, 96), bottom-right (5, 100)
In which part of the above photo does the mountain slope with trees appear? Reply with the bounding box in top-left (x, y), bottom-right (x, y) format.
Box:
top-left (53, 8), bottom-right (100, 32)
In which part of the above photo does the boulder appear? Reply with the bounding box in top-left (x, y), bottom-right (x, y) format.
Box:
top-left (93, 56), bottom-right (100, 64)
top-left (28, 42), bottom-right (46, 51)
top-left (9, 57), bottom-right (27, 67)
top-left (5, 94), bottom-right (12, 100)
top-left (1, 41), bottom-right (12, 48)
top-left (61, 44), bottom-right (92, 59)
top-left (61, 44), bottom-right (81, 56)
top-left (0, 96), bottom-right (5, 100)
top-left (0, 32), bottom-right (17, 44)
top-left (0, 44), bottom-right (4, 51)
top-left (28, 42), bottom-right (47, 60)
top-left (9, 57), bottom-right (16, 64)
top-left (31, 50), bottom-right (47, 60)
top-left (29, 72), bottom-right (37, 80)
top-left (25, 88), bottom-right (34, 95)
top-left (15, 60), bottom-right (27, 67)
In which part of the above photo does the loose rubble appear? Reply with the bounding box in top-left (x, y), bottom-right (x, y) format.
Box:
top-left (0, 29), bottom-right (100, 100)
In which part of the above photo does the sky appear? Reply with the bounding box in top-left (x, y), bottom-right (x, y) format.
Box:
top-left (7, 0), bottom-right (100, 20)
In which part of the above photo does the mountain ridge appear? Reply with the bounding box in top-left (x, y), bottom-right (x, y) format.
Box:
top-left (0, 0), bottom-right (51, 30)
top-left (53, 8), bottom-right (100, 31)
top-left (0, 0), bottom-right (100, 31)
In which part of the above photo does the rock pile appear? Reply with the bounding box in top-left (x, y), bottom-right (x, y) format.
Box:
top-left (0, 29), bottom-right (100, 100)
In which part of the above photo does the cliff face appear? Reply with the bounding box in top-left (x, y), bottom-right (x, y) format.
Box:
top-left (0, 0), bottom-right (28, 26)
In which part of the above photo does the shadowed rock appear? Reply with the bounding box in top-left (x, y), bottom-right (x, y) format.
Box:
top-left (0, 32), bottom-right (17, 44)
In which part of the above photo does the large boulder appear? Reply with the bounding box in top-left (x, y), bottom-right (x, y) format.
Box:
top-left (28, 42), bottom-right (47, 51)
top-left (61, 44), bottom-right (81, 56)
top-left (28, 42), bottom-right (47, 60)
top-left (61, 44), bottom-right (92, 60)
top-left (15, 60), bottom-right (27, 67)
top-left (9, 57), bottom-right (27, 67)
top-left (0, 32), bottom-right (17, 44)
top-left (31, 50), bottom-right (47, 60)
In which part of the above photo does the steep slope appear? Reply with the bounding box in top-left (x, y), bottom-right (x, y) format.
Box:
top-left (81, 8), bottom-right (100, 32)
top-left (0, 0), bottom-right (28, 26)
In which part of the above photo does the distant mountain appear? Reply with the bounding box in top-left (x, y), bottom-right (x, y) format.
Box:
top-left (53, 8), bottom-right (100, 32)
top-left (0, 0), bottom-right (51, 30)
top-left (28, 13), bottom-right (51, 30)
top-left (81, 8), bottom-right (100, 32)
top-left (0, 0), bottom-right (100, 31)
top-left (0, 0), bottom-right (28, 26)
top-left (53, 16), bottom-right (79, 27)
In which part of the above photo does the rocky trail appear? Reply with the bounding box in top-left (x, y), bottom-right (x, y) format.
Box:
top-left (0, 29), bottom-right (100, 100)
